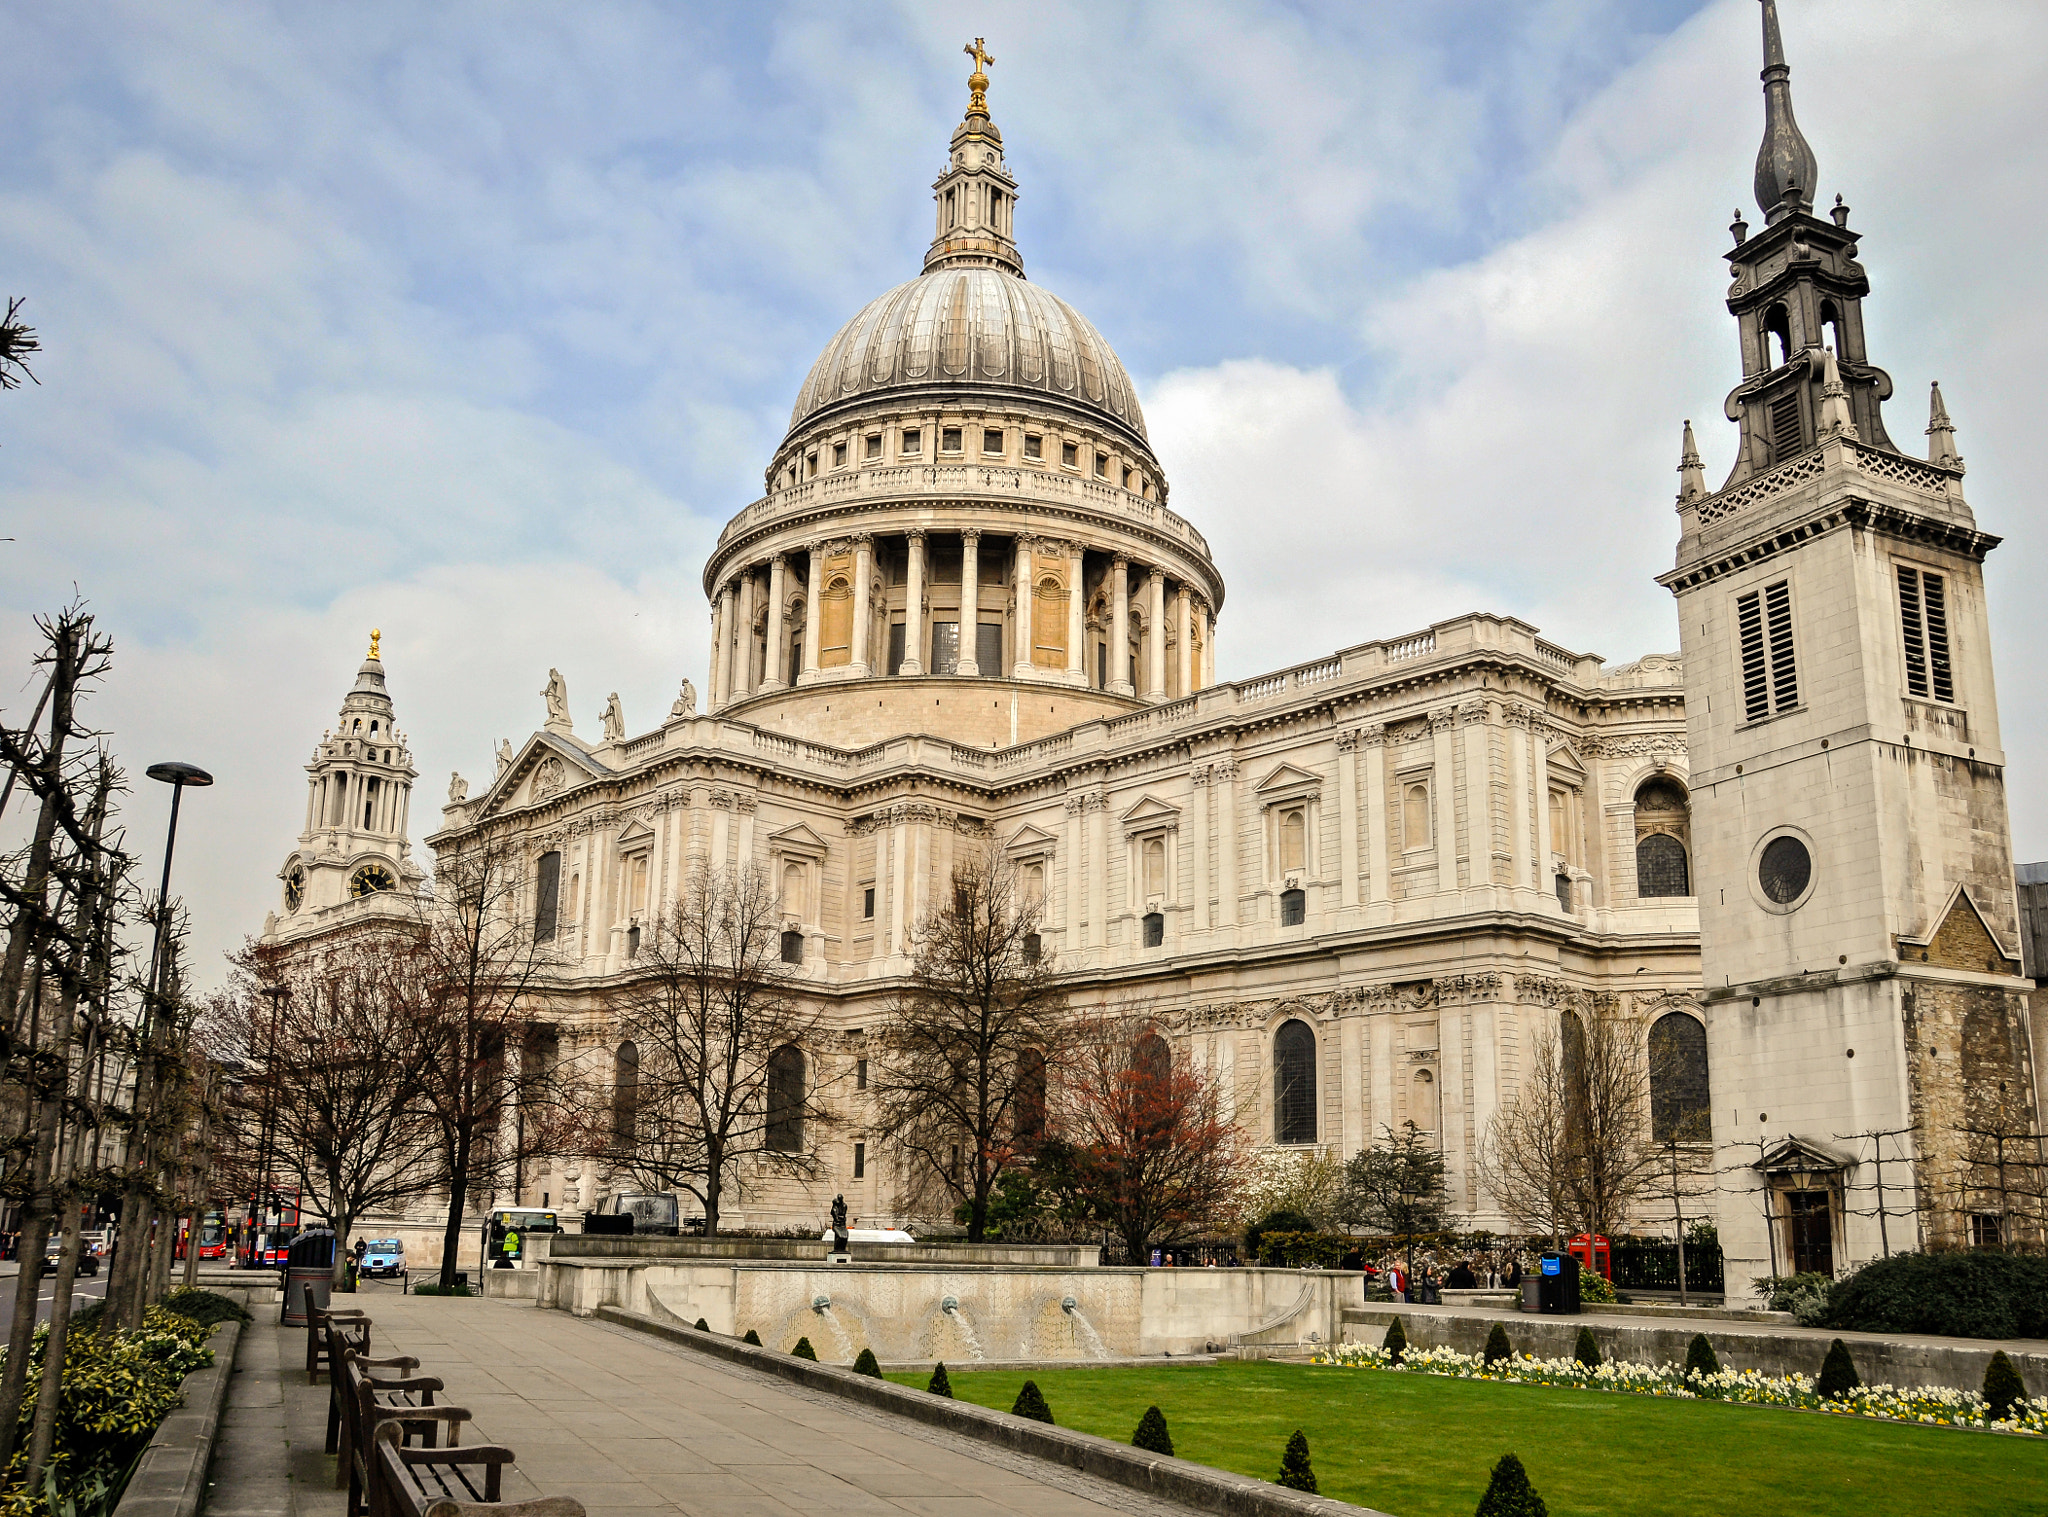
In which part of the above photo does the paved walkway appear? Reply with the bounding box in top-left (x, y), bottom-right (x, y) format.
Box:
top-left (216, 1288), bottom-right (1189, 1517)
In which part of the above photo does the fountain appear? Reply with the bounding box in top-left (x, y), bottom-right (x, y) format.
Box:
top-left (1061, 1295), bottom-right (1111, 1360)
top-left (939, 1295), bottom-right (987, 1361)
top-left (811, 1293), bottom-right (859, 1363)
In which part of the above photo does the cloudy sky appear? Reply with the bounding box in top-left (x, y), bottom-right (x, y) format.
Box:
top-left (3, 0), bottom-right (2042, 985)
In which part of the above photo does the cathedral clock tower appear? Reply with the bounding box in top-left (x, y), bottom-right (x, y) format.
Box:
top-left (1661, 2), bottom-right (2039, 1290)
top-left (263, 630), bottom-right (426, 945)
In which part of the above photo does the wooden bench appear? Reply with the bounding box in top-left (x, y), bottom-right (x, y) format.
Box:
top-left (325, 1335), bottom-right (423, 1455)
top-left (340, 1351), bottom-right (448, 1517)
top-left (368, 1419), bottom-right (529, 1517)
top-left (310, 1303), bottom-right (371, 1382)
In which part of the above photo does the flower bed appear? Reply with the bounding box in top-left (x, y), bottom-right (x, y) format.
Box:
top-left (1311, 1341), bottom-right (2048, 1435)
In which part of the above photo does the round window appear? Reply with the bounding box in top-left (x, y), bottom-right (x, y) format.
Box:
top-left (1758, 835), bottom-right (1812, 906)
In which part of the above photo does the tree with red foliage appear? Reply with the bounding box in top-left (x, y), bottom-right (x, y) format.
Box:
top-left (1061, 1012), bottom-right (1243, 1261)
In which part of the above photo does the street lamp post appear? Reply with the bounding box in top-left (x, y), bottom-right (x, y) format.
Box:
top-left (112, 762), bottom-right (211, 1322)
top-left (255, 984), bottom-right (288, 1267)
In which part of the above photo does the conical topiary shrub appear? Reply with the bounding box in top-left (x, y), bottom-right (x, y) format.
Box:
top-left (694, 1318), bottom-right (709, 1331)
top-left (853, 1348), bottom-right (882, 1378)
top-left (742, 1329), bottom-right (762, 1346)
top-left (1276, 1430), bottom-right (1317, 1494)
top-left (1383, 1315), bottom-right (1408, 1364)
top-left (1132, 1405), bottom-right (1174, 1456)
top-left (1483, 1322), bottom-right (1512, 1368)
top-left (1011, 1380), bottom-right (1055, 1424)
top-left (1983, 1350), bottom-right (2028, 1422)
top-left (792, 1337), bottom-right (818, 1360)
top-left (1573, 1327), bottom-right (1601, 1369)
top-left (928, 1361), bottom-right (954, 1398)
top-left (1474, 1453), bottom-right (1547, 1517)
top-left (1685, 1333), bottom-right (1720, 1379)
top-left (1817, 1338), bottom-right (1861, 1400)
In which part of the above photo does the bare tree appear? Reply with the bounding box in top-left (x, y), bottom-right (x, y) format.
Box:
top-left (598, 863), bottom-right (832, 1235)
top-left (1478, 1025), bottom-right (1578, 1250)
top-left (403, 832), bottom-right (563, 1287)
top-left (221, 935), bottom-right (441, 1288)
top-left (1058, 1012), bottom-right (1243, 1261)
top-left (872, 847), bottom-right (1067, 1240)
top-left (0, 297), bottom-right (40, 391)
top-left (1561, 1007), bottom-right (1664, 1245)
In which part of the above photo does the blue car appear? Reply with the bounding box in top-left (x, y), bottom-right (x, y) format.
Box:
top-left (360, 1238), bottom-right (406, 1278)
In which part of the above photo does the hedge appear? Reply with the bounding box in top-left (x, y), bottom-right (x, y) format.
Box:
top-left (1825, 1252), bottom-right (2048, 1340)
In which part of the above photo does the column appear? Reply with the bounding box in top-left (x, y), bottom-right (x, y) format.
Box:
top-left (888, 807), bottom-right (910, 958)
top-left (1431, 708), bottom-right (1458, 893)
top-left (1065, 793), bottom-right (1086, 949)
top-left (1145, 569), bottom-right (1167, 700)
top-left (1461, 700), bottom-right (1492, 893)
top-left (709, 587), bottom-right (731, 708)
top-left (1336, 731), bottom-right (1360, 908)
top-left (901, 530), bottom-right (927, 676)
top-left (1012, 535), bottom-right (1035, 679)
top-left (1203, 605), bottom-right (1217, 687)
top-left (1110, 557), bottom-right (1132, 695)
top-left (1088, 792), bottom-right (1108, 946)
top-left (1066, 541), bottom-right (1087, 685)
top-left (957, 531), bottom-right (981, 676)
top-left (1174, 585), bottom-right (1193, 699)
top-left (1191, 766), bottom-right (1212, 932)
top-left (1362, 726), bottom-right (1389, 907)
top-left (761, 554), bottom-right (789, 691)
top-left (850, 533), bottom-right (874, 676)
top-left (1214, 756), bottom-right (1238, 926)
top-left (731, 569), bottom-right (756, 699)
top-left (1533, 716), bottom-right (1555, 896)
top-left (799, 544), bottom-right (823, 683)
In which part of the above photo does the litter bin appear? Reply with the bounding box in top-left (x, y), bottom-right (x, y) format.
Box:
top-left (282, 1228), bottom-right (337, 1327)
top-left (1535, 1250), bottom-right (1581, 1315)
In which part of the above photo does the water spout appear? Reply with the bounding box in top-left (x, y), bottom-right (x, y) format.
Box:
top-left (1060, 1295), bottom-right (1111, 1360)
top-left (940, 1295), bottom-right (986, 1360)
top-left (813, 1297), bottom-right (859, 1363)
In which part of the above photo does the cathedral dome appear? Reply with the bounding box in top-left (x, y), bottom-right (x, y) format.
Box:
top-left (787, 266), bottom-right (1148, 447)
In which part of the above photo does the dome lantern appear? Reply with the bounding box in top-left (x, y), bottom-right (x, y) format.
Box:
top-left (925, 38), bottom-right (1024, 279)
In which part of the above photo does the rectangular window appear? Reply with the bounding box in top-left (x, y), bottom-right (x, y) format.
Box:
top-left (856, 1058), bottom-right (868, 1090)
top-left (1897, 565), bottom-right (1954, 703)
top-left (1123, 468), bottom-right (1136, 490)
top-left (944, 187), bottom-right (956, 227)
top-left (941, 427), bottom-right (963, 453)
top-left (832, 441), bottom-right (847, 468)
top-left (1737, 579), bottom-right (1799, 721)
top-left (1061, 440), bottom-right (1078, 467)
top-left (862, 886), bottom-right (875, 919)
top-left (853, 1141), bottom-right (866, 1179)
top-left (533, 852), bottom-right (561, 942)
top-left (901, 428), bottom-right (921, 455)
top-left (1093, 451), bottom-right (1109, 478)
top-left (982, 428), bottom-right (1004, 455)
top-left (1769, 391), bottom-right (1803, 460)
top-left (930, 620), bottom-right (960, 675)
top-left (1023, 433), bottom-right (1042, 461)
top-left (864, 433), bottom-right (882, 460)
top-left (805, 452), bottom-right (817, 477)
top-left (976, 621), bottom-right (1003, 676)
top-left (886, 621), bottom-right (906, 675)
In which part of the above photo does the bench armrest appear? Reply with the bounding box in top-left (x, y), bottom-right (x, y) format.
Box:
top-left (351, 1354), bottom-right (421, 1373)
top-left (368, 1374), bottom-right (445, 1395)
top-left (423, 1500), bottom-right (587, 1517)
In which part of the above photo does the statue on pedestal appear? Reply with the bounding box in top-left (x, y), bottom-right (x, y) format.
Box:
top-left (830, 1194), bottom-right (849, 1257)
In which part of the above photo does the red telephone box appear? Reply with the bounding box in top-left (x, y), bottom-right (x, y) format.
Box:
top-left (1567, 1233), bottom-right (1612, 1280)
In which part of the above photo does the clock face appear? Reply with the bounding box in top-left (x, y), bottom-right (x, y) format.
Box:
top-left (349, 863), bottom-right (397, 899)
top-left (283, 867), bottom-right (305, 912)
top-left (1758, 835), bottom-right (1812, 906)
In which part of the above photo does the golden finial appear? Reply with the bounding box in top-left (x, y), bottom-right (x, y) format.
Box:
top-left (368, 627), bottom-right (382, 661)
top-left (964, 37), bottom-right (993, 115)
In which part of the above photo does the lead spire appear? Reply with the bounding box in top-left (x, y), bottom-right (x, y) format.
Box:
top-left (1753, 0), bottom-right (1818, 223)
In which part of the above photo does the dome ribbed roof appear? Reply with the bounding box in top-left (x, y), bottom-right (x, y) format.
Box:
top-left (788, 267), bottom-right (1147, 444)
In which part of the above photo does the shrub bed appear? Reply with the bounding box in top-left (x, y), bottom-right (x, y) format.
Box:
top-left (1314, 1340), bottom-right (2047, 1434)
top-left (1824, 1253), bottom-right (2048, 1340)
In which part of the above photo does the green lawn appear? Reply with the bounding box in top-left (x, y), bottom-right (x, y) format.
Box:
top-left (885, 1360), bottom-right (2048, 1517)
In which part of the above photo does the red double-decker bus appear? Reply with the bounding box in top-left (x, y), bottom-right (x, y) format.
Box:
top-left (238, 1191), bottom-right (303, 1267)
top-left (174, 1211), bottom-right (229, 1261)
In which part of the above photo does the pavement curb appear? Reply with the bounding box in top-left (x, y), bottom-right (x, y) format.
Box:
top-left (596, 1305), bottom-right (1396, 1517)
top-left (111, 1313), bottom-right (245, 1517)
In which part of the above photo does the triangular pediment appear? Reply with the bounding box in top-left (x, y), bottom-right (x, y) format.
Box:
top-left (1545, 743), bottom-right (1588, 782)
top-left (1897, 885), bottom-right (2021, 972)
top-left (1755, 1134), bottom-right (1853, 1174)
top-left (1119, 793), bottom-right (1181, 828)
top-left (617, 818), bottom-right (657, 848)
top-left (1255, 762), bottom-right (1322, 794)
top-left (474, 733), bottom-right (609, 819)
top-left (1003, 823), bottom-right (1058, 855)
top-left (768, 822), bottom-right (828, 858)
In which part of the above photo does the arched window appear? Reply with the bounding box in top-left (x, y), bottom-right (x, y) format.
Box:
top-left (1648, 1012), bottom-right (1711, 1142)
top-left (1411, 1068), bottom-right (1437, 1132)
top-left (1142, 911), bottom-right (1164, 948)
top-left (1764, 303), bottom-right (1792, 367)
top-left (1022, 861), bottom-right (1045, 913)
top-left (1142, 837), bottom-right (1166, 899)
top-left (1634, 777), bottom-right (1691, 898)
top-left (766, 1045), bottom-right (805, 1152)
top-left (1274, 1019), bottom-right (1316, 1144)
top-left (611, 1041), bottom-right (639, 1150)
top-left (786, 600), bottom-right (807, 686)
top-left (1016, 1047), bottom-right (1047, 1144)
top-left (1279, 888), bottom-right (1305, 926)
top-left (533, 852), bottom-right (561, 941)
top-left (1278, 807), bottom-right (1306, 874)
top-left (781, 928), bottom-right (804, 964)
top-left (782, 861), bottom-right (807, 920)
top-left (1819, 298), bottom-right (1845, 358)
top-left (1134, 1031), bottom-right (1171, 1086)
top-left (1403, 781), bottom-right (1431, 850)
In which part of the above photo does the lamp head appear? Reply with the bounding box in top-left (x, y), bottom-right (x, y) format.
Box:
top-left (146, 761), bottom-right (214, 788)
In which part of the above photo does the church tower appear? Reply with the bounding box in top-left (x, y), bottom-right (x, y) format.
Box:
top-left (1661, 2), bottom-right (2039, 1287)
top-left (263, 630), bottom-right (426, 945)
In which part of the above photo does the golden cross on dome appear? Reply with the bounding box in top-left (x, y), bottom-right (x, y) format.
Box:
top-left (963, 37), bottom-right (993, 113)
top-left (368, 627), bottom-right (381, 660)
